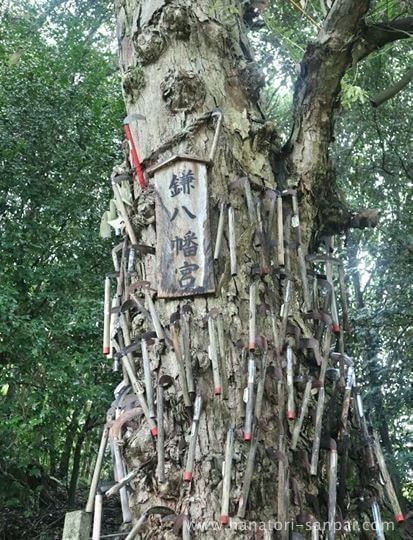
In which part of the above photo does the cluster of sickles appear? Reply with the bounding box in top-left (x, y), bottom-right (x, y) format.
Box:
top-left (88, 114), bottom-right (404, 538)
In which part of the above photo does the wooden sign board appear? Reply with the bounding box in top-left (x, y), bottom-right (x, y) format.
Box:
top-left (149, 155), bottom-right (215, 299)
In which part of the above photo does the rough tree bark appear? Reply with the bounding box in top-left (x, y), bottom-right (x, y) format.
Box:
top-left (108, 0), bottom-right (411, 538)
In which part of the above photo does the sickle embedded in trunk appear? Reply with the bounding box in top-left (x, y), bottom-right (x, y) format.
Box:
top-left (123, 114), bottom-right (147, 190)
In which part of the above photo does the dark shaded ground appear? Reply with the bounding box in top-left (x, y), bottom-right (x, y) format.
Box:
top-left (0, 485), bottom-right (123, 539)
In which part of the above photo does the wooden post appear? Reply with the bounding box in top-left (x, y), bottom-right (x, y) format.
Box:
top-left (208, 317), bottom-right (222, 396)
top-left (111, 241), bottom-right (123, 272)
top-left (277, 193), bottom-right (285, 267)
top-left (238, 348), bottom-right (267, 517)
top-left (220, 427), bottom-right (234, 525)
top-left (91, 490), bottom-right (103, 540)
top-left (248, 281), bottom-right (257, 351)
top-left (182, 515), bottom-right (191, 540)
top-left (111, 438), bottom-right (132, 523)
top-left (85, 425), bottom-right (109, 513)
top-left (325, 238), bottom-right (340, 333)
top-left (228, 205), bottom-right (237, 276)
top-left (266, 190), bottom-right (277, 263)
top-left (310, 355), bottom-right (328, 476)
top-left (120, 312), bottom-right (136, 378)
top-left (141, 338), bottom-right (155, 418)
top-left (144, 288), bottom-right (165, 341)
top-left (121, 356), bottom-right (158, 437)
top-left (291, 379), bottom-right (312, 450)
top-left (181, 306), bottom-right (195, 395)
top-left (108, 295), bottom-right (120, 364)
top-left (311, 522), bottom-right (320, 539)
top-left (371, 498), bottom-right (386, 540)
top-left (127, 245), bottom-right (136, 274)
top-left (124, 513), bottom-right (148, 540)
top-left (328, 441), bottom-right (338, 540)
top-left (373, 434), bottom-right (404, 523)
top-left (280, 278), bottom-right (293, 343)
top-left (338, 264), bottom-right (350, 332)
top-left (183, 391), bottom-right (202, 481)
top-left (254, 346), bottom-right (268, 419)
top-left (214, 201), bottom-right (225, 261)
top-left (103, 277), bottom-right (111, 355)
top-left (286, 344), bottom-right (296, 420)
top-left (112, 182), bottom-right (138, 245)
top-left (105, 469), bottom-right (139, 497)
top-left (277, 433), bottom-right (288, 539)
top-left (216, 315), bottom-right (229, 399)
top-left (297, 244), bottom-right (311, 311)
top-left (243, 353), bottom-right (255, 441)
top-left (237, 427), bottom-right (259, 518)
top-left (156, 383), bottom-right (165, 483)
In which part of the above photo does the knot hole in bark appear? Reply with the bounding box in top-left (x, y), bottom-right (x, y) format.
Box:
top-left (161, 69), bottom-right (206, 113)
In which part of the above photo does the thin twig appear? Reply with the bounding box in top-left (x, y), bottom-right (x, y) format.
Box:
top-left (286, 0), bottom-right (321, 29)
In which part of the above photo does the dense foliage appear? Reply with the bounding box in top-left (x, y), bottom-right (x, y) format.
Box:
top-left (0, 0), bottom-right (411, 537)
top-left (0, 0), bottom-right (123, 534)
top-left (334, 42), bottom-right (413, 499)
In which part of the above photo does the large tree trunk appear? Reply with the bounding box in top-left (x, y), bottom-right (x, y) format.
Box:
top-left (106, 0), bottom-right (410, 537)
top-left (116, 1), bottom-right (284, 536)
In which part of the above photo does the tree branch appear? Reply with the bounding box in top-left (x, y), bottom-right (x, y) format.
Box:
top-left (347, 208), bottom-right (380, 229)
top-left (353, 17), bottom-right (413, 62)
top-left (287, 0), bottom-right (370, 166)
top-left (284, 2), bottom-right (412, 242)
top-left (364, 17), bottom-right (413, 46)
top-left (285, 0), bottom-right (370, 239)
top-left (321, 206), bottom-right (381, 235)
top-left (370, 66), bottom-right (413, 107)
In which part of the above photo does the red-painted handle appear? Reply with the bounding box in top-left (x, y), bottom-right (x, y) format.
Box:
top-left (123, 124), bottom-right (147, 190)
